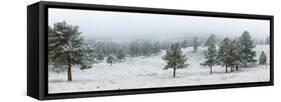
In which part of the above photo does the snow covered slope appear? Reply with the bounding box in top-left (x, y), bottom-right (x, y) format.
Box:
top-left (48, 45), bottom-right (270, 93)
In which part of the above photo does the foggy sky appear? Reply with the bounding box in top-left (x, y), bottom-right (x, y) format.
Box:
top-left (48, 8), bottom-right (270, 40)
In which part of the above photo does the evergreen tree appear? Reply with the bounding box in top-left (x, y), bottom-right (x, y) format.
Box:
top-left (203, 44), bottom-right (217, 74)
top-left (181, 40), bottom-right (189, 48)
top-left (205, 34), bottom-right (217, 47)
top-left (107, 42), bottom-right (118, 55)
top-left (141, 41), bottom-right (152, 56)
top-left (163, 43), bottom-right (188, 78)
top-left (116, 49), bottom-right (126, 61)
top-left (228, 40), bottom-right (240, 72)
top-left (259, 51), bottom-right (267, 65)
top-left (217, 38), bottom-right (242, 73)
top-left (48, 21), bottom-right (96, 81)
top-left (129, 41), bottom-right (140, 57)
top-left (106, 55), bottom-right (115, 66)
top-left (239, 31), bottom-right (257, 67)
top-left (151, 41), bottom-right (161, 54)
top-left (193, 37), bottom-right (199, 52)
top-left (48, 26), bottom-right (56, 66)
top-left (232, 39), bottom-right (242, 71)
top-left (217, 38), bottom-right (231, 73)
top-left (97, 50), bottom-right (105, 61)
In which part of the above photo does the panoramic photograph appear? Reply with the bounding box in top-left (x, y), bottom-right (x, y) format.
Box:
top-left (48, 8), bottom-right (270, 94)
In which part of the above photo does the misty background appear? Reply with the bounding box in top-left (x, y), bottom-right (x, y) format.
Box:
top-left (48, 8), bottom-right (270, 41)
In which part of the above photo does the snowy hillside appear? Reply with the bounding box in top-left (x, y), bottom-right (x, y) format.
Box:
top-left (49, 45), bottom-right (270, 93)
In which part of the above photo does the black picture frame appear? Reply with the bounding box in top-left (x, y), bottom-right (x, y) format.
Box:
top-left (27, 1), bottom-right (274, 100)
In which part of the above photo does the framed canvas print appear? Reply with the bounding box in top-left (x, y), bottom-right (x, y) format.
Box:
top-left (27, 1), bottom-right (274, 100)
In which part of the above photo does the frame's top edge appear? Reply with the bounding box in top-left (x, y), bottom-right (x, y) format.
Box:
top-left (28, 1), bottom-right (40, 7)
top-left (37, 1), bottom-right (273, 20)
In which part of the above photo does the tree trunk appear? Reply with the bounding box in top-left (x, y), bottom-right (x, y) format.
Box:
top-left (210, 65), bottom-right (212, 74)
top-left (110, 62), bottom-right (112, 66)
top-left (225, 65), bottom-right (228, 73)
top-left (67, 57), bottom-right (72, 81)
top-left (236, 65), bottom-right (239, 70)
top-left (173, 67), bottom-right (176, 78)
top-left (244, 63), bottom-right (247, 67)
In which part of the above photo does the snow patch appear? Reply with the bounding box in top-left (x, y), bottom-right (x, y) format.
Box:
top-left (48, 45), bottom-right (270, 93)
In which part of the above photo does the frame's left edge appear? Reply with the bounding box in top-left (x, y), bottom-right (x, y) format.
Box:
top-left (27, 2), bottom-right (40, 100)
top-left (38, 1), bottom-right (48, 100)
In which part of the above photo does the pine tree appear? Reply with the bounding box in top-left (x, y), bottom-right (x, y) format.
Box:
top-left (227, 40), bottom-right (240, 72)
top-left (106, 55), bottom-right (115, 66)
top-left (107, 42), bottom-right (118, 55)
top-left (151, 41), bottom-right (161, 54)
top-left (239, 31), bottom-right (257, 67)
top-left (163, 43), bottom-right (188, 78)
top-left (48, 21), bottom-right (96, 81)
top-left (232, 39), bottom-right (242, 71)
top-left (193, 37), bottom-right (199, 52)
top-left (259, 51), bottom-right (267, 65)
top-left (95, 51), bottom-right (104, 62)
top-left (217, 38), bottom-right (231, 73)
top-left (141, 41), bottom-right (152, 56)
top-left (116, 49), bottom-right (126, 61)
top-left (205, 34), bottom-right (217, 47)
top-left (217, 38), bottom-right (242, 73)
top-left (129, 41), bottom-right (140, 57)
top-left (203, 44), bottom-right (217, 74)
top-left (181, 40), bottom-right (189, 48)
top-left (48, 26), bottom-right (56, 66)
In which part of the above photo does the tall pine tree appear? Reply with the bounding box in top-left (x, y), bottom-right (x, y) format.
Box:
top-left (151, 41), bottom-right (161, 54)
top-left (227, 40), bottom-right (240, 72)
top-left (97, 50), bottom-right (105, 61)
top-left (232, 39), bottom-right (242, 71)
top-left (239, 31), bottom-right (257, 67)
top-left (217, 38), bottom-right (231, 73)
top-left (48, 21), bottom-right (96, 81)
top-left (217, 38), bottom-right (242, 73)
top-left (203, 44), bottom-right (217, 74)
top-left (163, 43), bottom-right (188, 78)
top-left (116, 49), bottom-right (126, 61)
top-left (129, 41), bottom-right (140, 57)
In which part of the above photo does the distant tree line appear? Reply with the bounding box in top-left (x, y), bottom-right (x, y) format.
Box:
top-left (89, 40), bottom-right (164, 59)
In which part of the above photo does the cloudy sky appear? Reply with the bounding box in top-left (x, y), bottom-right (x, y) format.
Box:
top-left (48, 8), bottom-right (270, 40)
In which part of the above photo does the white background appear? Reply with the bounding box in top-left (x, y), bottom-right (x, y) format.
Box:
top-left (0, 0), bottom-right (279, 102)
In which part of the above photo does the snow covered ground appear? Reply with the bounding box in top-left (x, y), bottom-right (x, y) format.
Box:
top-left (48, 45), bottom-right (270, 93)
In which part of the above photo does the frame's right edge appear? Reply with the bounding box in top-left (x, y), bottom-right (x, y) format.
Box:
top-left (270, 16), bottom-right (274, 85)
